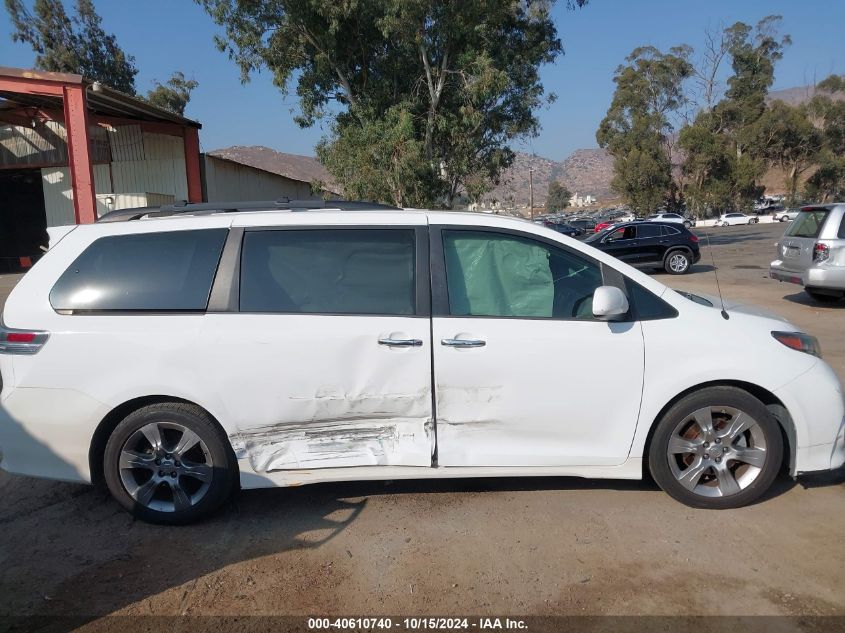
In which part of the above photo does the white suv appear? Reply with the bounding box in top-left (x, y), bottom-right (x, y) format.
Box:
top-left (1, 201), bottom-right (843, 523)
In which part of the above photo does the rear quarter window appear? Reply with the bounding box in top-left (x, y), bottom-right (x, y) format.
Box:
top-left (50, 229), bottom-right (228, 312)
top-left (787, 209), bottom-right (830, 239)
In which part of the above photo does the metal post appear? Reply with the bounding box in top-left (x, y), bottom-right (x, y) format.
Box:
top-left (63, 85), bottom-right (97, 224)
top-left (529, 168), bottom-right (535, 220)
top-left (183, 127), bottom-right (203, 202)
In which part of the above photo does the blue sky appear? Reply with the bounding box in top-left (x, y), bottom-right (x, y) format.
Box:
top-left (2, 0), bottom-right (843, 161)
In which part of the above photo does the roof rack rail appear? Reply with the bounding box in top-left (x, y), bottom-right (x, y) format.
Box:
top-left (96, 199), bottom-right (400, 223)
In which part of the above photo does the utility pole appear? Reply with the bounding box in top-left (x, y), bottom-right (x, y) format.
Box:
top-left (528, 168), bottom-right (535, 220)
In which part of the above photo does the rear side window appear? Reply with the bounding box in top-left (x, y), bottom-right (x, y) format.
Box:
top-left (50, 229), bottom-right (228, 312)
top-left (839, 213), bottom-right (845, 238)
top-left (239, 229), bottom-right (415, 315)
top-left (661, 225), bottom-right (681, 236)
top-left (636, 224), bottom-right (661, 238)
top-left (787, 209), bottom-right (830, 238)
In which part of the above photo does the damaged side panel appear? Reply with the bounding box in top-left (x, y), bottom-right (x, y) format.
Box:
top-left (198, 314), bottom-right (435, 472)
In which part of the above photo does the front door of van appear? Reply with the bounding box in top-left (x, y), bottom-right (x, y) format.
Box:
top-left (200, 225), bottom-right (434, 473)
top-left (430, 226), bottom-right (645, 467)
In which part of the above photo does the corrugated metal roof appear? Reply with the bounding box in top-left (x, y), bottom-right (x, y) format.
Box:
top-left (0, 66), bottom-right (201, 128)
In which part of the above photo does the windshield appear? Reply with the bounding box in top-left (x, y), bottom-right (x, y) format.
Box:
top-left (583, 228), bottom-right (610, 243)
top-left (786, 209), bottom-right (830, 238)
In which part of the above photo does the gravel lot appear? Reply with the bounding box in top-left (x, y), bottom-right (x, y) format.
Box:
top-left (0, 222), bottom-right (843, 625)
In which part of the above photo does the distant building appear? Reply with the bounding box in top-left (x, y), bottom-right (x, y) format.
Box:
top-left (568, 192), bottom-right (597, 208)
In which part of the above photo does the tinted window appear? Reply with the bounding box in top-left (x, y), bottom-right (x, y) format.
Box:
top-left (838, 213), bottom-right (845, 239)
top-left (625, 279), bottom-right (679, 320)
top-left (636, 224), bottom-right (661, 239)
top-left (661, 225), bottom-right (681, 236)
top-left (787, 209), bottom-right (829, 238)
top-left (239, 229), bottom-right (415, 315)
top-left (606, 226), bottom-right (635, 241)
top-left (50, 229), bottom-right (227, 312)
top-left (442, 230), bottom-right (603, 319)
top-left (664, 213), bottom-right (681, 219)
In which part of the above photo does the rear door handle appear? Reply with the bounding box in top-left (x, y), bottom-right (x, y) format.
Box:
top-left (441, 338), bottom-right (486, 348)
top-left (378, 337), bottom-right (423, 347)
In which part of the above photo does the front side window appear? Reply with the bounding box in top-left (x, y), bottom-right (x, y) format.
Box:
top-left (606, 226), bottom-right (635, 242)
top-left (50, 229), bottom-right (228, 312)
top-left (239, 229), bottom-right (415, 315)
top-left (442, 230), bottom-right (603, 319)
top-left (787, 209), bottom-right (830, 238)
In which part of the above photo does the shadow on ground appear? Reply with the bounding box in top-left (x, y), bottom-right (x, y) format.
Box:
top-left (782, 292), bottom-right (845, 308)
top-left (0, 468), bottom-right (817, 621)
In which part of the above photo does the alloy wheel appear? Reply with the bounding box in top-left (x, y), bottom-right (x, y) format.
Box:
top-left (666, 406), bottom-right (768, 498)
top-left (668, 253), bottom-right (689, 273)
top-left (118, 421), bottom-right (214, 512)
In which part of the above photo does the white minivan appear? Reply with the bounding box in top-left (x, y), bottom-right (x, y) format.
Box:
top-left (1, 201), bottom-right (843, 523)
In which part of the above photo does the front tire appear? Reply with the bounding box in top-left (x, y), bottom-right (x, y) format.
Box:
top-left (648, 387), bottom-right (783, 509)
top-left (103, 403), bottom-right (237, 524)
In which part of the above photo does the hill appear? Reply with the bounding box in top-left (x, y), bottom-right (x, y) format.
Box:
top-left (207, 146), bottom-right (341, 194)
top-left (483, 148), bottom-right (616, 206)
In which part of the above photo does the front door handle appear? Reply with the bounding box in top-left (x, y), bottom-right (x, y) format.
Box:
top-left (378, 337), bottom-right (423, 347)
top-left (441, 338), bottom-right (486, 348)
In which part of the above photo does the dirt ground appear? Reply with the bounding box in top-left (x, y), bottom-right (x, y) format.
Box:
top-left (0, 223), bottom-right (843, 625)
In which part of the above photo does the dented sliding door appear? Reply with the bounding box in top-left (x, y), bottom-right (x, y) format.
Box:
top-left (199, 225), bottom-right (435, 472)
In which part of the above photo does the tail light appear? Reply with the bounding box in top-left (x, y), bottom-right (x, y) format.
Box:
top-left (690, 235), bottom-right (699, 243)
top-left (0, 319), bottom-right (49, 355)
top-left (813, 243), bottom-right (830, 262)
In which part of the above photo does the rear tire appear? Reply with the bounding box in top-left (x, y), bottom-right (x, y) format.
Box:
top-left (664, 250), bottom-right (692, 275)
top-left (806, 289), bottom-right (844, 303)
top-left (648, 387), bottom-right (783, 509)
top-left (103, 403), bottom-right (237, 525)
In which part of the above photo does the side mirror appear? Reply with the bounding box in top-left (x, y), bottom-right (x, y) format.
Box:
top-left (592, 285), bottom-right (629, 321)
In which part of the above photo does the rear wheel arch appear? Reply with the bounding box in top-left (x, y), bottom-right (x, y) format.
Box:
top-left (89, 396), bottom-right (237, 487)
top-left (642, 380), bottom-right (795, 477)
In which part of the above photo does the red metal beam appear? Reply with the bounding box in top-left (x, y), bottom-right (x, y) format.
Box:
top-left (183, 126), bottom-right (202, 202)
top-left (0, 76), bottom-right (67, 97)
top-left (62, 85), bottom-right (97, 224)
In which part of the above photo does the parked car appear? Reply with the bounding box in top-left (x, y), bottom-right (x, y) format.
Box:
top-left (584, 221), bottom-right (700, 274)
top-left (1, 201), bottom-right (843, 524)
top-left (567, 218), bottom-right (596, 234)
top-left (774, 209), bottom-right (800, 223)
top-left (543, 220), bottom-right (583, 238)
top-left (770, 204), bottom-right (845, 302)
top-left (645, 212), bottom-right (694, 229)
top-left (717, 213), bottom-right (759, 226)
top-left (593, 220), bottom-right (617, 233)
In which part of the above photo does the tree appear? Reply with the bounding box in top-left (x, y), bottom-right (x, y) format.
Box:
top-left (146, 72), bottom-right (200, 116)
top-left (198, 0), bottom-right (586, 207)
top-left (6, 0), bottom-right (138, 94)
top-left (596, 45), bottom-right (693, 213)
top-left (752, 101), bottom-right (822, 204)
top-left (714, 16), bottom-right (791, 159)
top-left (679, 16), bottom-right (790, 214)
top-left (804, 74), bottom-right (845, 202)
top-left (546, 181), bottom-right (571, 212)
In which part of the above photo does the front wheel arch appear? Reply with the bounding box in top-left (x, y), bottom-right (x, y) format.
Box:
top-left (641, 380), bottom-right (795, 478)
top-left (89, 395), bottom-right (238, 487)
